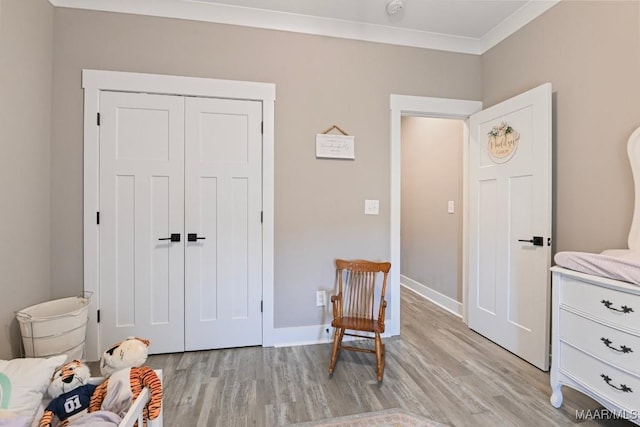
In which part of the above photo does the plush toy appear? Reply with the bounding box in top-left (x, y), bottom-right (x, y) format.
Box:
top-left (89, 337), bottom-right (162, 422)
top-left (40, 360), bottom-right (96, 427)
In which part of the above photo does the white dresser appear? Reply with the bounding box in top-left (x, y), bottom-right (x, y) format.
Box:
top-left (550, 266), bottom-right (640, 424)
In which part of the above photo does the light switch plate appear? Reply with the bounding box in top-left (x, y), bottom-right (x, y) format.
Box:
top-left (316, 291), bottom-right (326, 307)
top-left (447, 200), bottom-right (455, 214)
top-left (365, 200), bottom-right (379, 215)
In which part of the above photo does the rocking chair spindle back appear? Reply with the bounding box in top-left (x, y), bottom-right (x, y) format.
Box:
top-left (328, 259), bottom-right (391, 382)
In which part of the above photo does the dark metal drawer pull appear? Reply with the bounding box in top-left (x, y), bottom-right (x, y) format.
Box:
top-left (600, 299), bottom-right (634, 314)
top-left (601, 338), bottom-right (633, 353)
top-left (601, 374), bottom-right (633, 393)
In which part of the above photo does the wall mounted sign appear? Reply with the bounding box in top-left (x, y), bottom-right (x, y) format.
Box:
top-left (316, 134), bottom-right (355, 159)
top-left (316, 125), bottom-right (354, 159)
top-left (487, 121), bottom-right (520, 163)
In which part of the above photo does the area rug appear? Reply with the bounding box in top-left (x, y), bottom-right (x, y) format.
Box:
top-left (291, 408), bottom-right (449, 427)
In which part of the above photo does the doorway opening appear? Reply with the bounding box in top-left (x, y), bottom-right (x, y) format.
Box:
top-left (390, 85), bottom-right (553, 371)
top-left (400, 117), bottom-right (465, 317)
top-left (389, 95), bottom-right (482, 335)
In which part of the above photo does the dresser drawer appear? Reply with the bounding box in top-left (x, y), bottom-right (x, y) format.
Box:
top-left (560, 343), bottom-right (639, 412)
top-left (561, 276), bottom-right (640, 332)
top-left (560, 309), bottom-right (640, 376)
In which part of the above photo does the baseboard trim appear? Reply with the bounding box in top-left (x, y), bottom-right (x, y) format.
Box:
top-left (270, 278), bottom-right (460, 347)
top-left (272, 324), bottom-right (334, 347)
top-left (401, 275), bottom-right (463, 318)
top-left (272, 323), bottom-right (395, 348)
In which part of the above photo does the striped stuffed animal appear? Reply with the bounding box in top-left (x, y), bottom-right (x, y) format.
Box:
top-left (40, 360), bottom-right (96, 427)
top-left (89, 337), bottom-right (162, 423)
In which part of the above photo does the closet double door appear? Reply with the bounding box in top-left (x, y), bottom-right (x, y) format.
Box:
top-left (98, 91), bottom-right (263, 354)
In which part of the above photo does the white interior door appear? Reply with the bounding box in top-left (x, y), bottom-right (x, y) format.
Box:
top-left (468, 83), bottom-right (552, 370)
top-left (99, 91), bottom-right (185, 353)
top-left (184, 97), bottom-right (263, 350)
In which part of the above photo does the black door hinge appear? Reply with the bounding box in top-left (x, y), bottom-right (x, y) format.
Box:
top-left (261, 301), bottom-right (263, 313)
top-left (97, 309), bottom-right (101, 323)
top-left (96, 212), bottom-right (100, 224)
top-left (261, 121), bottom-right (263, 134)
top-left (97, 112), bottom-right (101, 126)
top-left (261, 211), bottom-right (263, 223)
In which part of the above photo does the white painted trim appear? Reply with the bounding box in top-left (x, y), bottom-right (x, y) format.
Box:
top-left (48, 0), bottom-right (558, 54)
top-left (400, 276), bottom-right (462, 318)
top-left (479, 1), bottom-right (560, 54)
top-left (83, 77), bottom-right (100, 361)
top-left (390, 95), bottom-right (481, 118)
top-left (461, 121), bottom-right (471, 323)
top-left (272, 324), bottom-right (392, 348)
top-left (82, 69), bottom-right (275, 360)
top-left (261, 92), bottom-right (276, 347)
top-left (272, 324), bottom-right (334, 348)
top-left (388, 102), bottom-right (402, 339)
top-left (81, 69), bottom-right (275, 100)
top-left (390, 95), bottom-right (482, 334)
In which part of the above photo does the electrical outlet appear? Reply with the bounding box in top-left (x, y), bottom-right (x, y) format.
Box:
top-left (316, 290), bottom-right (326, 307)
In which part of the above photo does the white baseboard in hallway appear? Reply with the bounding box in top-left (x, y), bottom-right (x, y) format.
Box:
top-left (401, 275), bottom-right (463, 318)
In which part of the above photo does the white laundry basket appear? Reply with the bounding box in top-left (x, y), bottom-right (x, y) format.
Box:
top-left (16, 296), bottom-right (90, 360)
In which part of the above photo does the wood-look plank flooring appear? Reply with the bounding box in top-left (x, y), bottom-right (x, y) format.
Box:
top-left (140, 288), bottom-right (633, 426)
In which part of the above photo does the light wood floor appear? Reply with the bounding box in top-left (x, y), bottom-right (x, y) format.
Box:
top-left (143, 288), bottom-right (633, 426)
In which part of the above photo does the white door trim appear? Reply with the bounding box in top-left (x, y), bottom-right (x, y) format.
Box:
top-left (82, 69), bottom-right (276, 361)
top-left (390, 95), bottom-right (482, 328)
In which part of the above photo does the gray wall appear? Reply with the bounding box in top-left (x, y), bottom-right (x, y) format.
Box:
top-left (0, 0), bottom-right (54, 359)
top-left (49, 9), bottom-right (482, 331)
top-left (2, 0), bottom-right (637, 357)
top-left (482, 0), bottom-right (640, 254)
top-left (401, 117), bottom-right (463, 301)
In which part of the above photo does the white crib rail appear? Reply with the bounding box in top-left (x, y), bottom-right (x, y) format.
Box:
top-left (112, 369), bottom-right (163, 427)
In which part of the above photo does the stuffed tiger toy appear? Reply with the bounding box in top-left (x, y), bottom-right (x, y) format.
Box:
top-left (40, 360), bottom-right (96, 427)
top-left (89, 337), bottom-right (162, 424)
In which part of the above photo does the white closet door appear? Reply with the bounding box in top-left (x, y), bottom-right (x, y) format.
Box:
top-left (99, 91), bottom-right (185, 353)
top-left (184, 97), bottom-right (263, 350)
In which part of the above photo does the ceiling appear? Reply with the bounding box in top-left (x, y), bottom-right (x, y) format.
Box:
top-left (50, 0), bottom-right (560, 54)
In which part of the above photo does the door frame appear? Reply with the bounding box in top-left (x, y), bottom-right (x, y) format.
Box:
top-left (390, 95), bottom-right (482, 327)
top-left (82, 69), bottom-right (276, 361)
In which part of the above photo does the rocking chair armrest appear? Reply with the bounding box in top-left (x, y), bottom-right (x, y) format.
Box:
top-left (378, 299), bottom-right (388, 323)
top-left (330, 293), bottom-right (342, 319)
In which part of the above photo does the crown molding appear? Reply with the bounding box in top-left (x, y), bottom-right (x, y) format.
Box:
top-left (479, 0), bottom-right (559, 53)
top-left (49, 0), bottom-right (559, 55)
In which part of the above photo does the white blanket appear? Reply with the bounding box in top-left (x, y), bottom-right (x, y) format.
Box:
top-left (554, 250), bottom-right (640, 285)
top-left (55, 411), bottom-right (121, 427)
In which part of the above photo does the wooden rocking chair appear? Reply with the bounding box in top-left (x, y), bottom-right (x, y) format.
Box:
top-left (328, 259), bottom-right (392, 382)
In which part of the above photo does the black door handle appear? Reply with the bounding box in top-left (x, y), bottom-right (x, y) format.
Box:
top-left (158, 233), bottom-right (181, 242)
top-left (188, 233), bottom-right (206, 242)
top-left (518, 236), bottom-right (543, 246)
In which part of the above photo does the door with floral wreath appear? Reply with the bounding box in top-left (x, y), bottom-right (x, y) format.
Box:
top-left (468, 83), bottom-right (552, 370)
